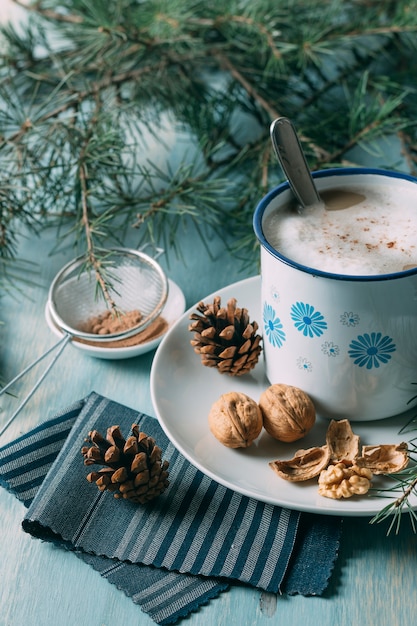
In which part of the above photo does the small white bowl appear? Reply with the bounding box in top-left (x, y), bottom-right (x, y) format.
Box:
top-left (45, 278), bottom-right (186, 360)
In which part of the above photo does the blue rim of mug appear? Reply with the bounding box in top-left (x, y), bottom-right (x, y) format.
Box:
top-left (253, 167), bottom-right (417, 282)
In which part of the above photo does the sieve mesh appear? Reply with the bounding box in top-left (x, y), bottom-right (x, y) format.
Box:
top-left (47, 248), bottom-right (168, 342)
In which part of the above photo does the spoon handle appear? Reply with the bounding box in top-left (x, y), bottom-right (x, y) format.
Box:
top-left (270, 117), bottom-right (322, 209)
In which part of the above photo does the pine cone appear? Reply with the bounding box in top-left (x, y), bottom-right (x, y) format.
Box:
top-left (81, 424), bottom-right (169, 504)
top-left (188, 296), bottom-right (262, 376)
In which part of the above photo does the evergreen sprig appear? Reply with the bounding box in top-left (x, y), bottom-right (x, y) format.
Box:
top-left (1, 0), bottom-right (417, 286)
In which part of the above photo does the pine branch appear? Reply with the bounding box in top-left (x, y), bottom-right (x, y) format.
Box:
top-left (78, 143), bottom-right (118, 312)
top-left (214, 52), bottom-right (281, 122)
top-left (11, 0), bottom-right (83, 24)
top-left (2, 0), bottom-right (417, 286)
top-left (370, 472), bottom-right (417, 535)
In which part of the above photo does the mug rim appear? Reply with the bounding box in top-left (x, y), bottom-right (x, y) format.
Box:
top-left (253, 167), bottom-right (417, 282)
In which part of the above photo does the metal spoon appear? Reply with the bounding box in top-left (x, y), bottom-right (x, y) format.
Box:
top-left (270, 117), bottom-right (323, 210)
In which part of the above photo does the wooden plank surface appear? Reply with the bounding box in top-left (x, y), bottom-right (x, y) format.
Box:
top-left (1, 6), bottom-right (416, 624)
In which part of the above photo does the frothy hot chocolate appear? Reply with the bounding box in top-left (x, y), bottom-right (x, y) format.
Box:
top-left (262, 176), bottom-right (417, 275)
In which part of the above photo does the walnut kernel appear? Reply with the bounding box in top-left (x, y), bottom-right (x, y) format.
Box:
top-left (208, 391), bottom-right (263, 448)
top-left (259, 384), bottom-right (316, 443)
top-left (318, 462), bottom-right (372, 499)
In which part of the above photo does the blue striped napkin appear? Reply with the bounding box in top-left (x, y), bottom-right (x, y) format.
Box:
top-left (0, 392), bottom-right (341, 624)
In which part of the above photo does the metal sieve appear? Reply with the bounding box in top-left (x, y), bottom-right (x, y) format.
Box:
top-left (47, 247), bottom-right (169, 342)
top-left (0, 248), bottom-right (168, 438)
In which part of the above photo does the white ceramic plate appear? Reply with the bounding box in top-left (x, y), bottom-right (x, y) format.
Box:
top-left (151, 275), bottom-right (417, 516)
top-left (45, 278), bottom-right (186, 360)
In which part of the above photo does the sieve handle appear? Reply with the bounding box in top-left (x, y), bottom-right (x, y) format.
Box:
top-left (0, 334), bottom-right (70, 438)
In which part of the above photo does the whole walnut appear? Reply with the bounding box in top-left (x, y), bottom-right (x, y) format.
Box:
top-left (259, 384), bottom-right (316, 443)
top-left (208, 391), bottom-right (263, 448)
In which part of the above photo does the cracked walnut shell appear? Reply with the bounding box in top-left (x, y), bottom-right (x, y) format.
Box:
top-left (356, 443), bottom-right (409, 474)
top-left (269, 446), bottom-right (331, 482)
top-left (326, 419), bottom-right (360, 462)
top-left (259, 384), bottom-right (316, 443)
top-left (269, 416), bottom-right (410, 500)
top-left (208, 391), bottom-right (263, 448)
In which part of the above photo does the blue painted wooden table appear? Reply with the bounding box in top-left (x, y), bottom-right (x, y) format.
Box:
top-left (1, 4), bottom-right (416, 623)
top-left (0, 216), bottom-right (416, 626)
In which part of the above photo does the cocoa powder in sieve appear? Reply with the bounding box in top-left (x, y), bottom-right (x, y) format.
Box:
top-left (80, 309), bottom-right (143, 335)
top-left (76, 309), bottom-right (168, 348)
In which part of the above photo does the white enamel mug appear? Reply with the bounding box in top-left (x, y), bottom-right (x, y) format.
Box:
top-left (253, 168), bottom-right (417, 421)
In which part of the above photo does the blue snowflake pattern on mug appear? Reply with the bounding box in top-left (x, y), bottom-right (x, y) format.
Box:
top-left (321, 341), bottom-right (340, 357)
top-left (348, 332), bottom-right (396, 369)
top-left (340, 311), bottom-right (360, 327)
top-left (263, 302), bottom-right (286, 347)
top-left (291, 301), bottom-right (328, 338)
top-left (297, 356), bottom-right (312, 372)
